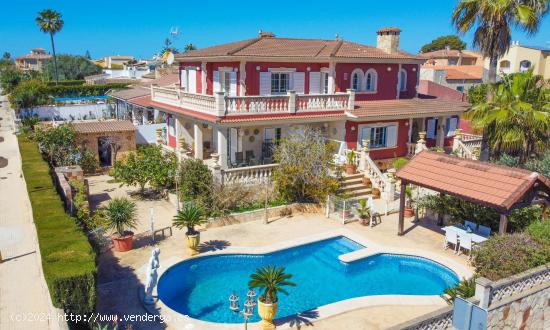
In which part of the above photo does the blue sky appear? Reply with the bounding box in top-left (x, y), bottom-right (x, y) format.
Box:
top-left (1, 0), bottom-right (549, 60)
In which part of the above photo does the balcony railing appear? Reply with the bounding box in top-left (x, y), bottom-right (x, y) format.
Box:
top-left (151, 86), bottom-right (355, 117)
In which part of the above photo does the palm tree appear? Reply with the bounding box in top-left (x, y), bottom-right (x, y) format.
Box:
top-left (104, 197), bottom-right (138, 237)
top-left (248, 265), bottom-right (296, 304)
top-left (36, 9), bottom-right (64, 84)
top-left (184, 44), bottom-right (197, 52)
top-left (465, 69), bottom-right (550, 162)
top-left (452, 0), bottom-right (548, 160)
top-left (443, 276), bottom-right (477, 304)
top-left (173, 202), bottom-right (206, 235)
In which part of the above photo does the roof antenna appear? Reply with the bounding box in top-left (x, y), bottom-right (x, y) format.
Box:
top-left (335, 33), bottom-right (340, 40)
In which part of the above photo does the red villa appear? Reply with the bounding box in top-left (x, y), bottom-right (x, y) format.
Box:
top-left (144, 27), bottom-right (468, 176)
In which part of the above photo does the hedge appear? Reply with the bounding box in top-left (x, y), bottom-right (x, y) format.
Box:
top-left (46, 80), bottom-right (86, 87)
top-left (47, 83), bottom-right (129, 97)
top-left (18, 136), bottom-right (96, 317)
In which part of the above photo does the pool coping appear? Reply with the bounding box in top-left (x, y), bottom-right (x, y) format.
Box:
top-left (147, 229), bottom-right (473, 329)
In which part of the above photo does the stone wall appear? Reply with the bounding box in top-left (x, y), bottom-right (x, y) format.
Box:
top-left (75, 130), bottom-right (136, 164)
top-left (485, 275), bottom-right (550, 329)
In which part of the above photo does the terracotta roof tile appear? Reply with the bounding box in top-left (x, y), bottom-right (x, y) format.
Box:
top-left (72, 120), bottom-right (136, 134)
top-left (176, 37), bottom-right (423, 61)
top-left (350, 98), bottom-right (469, 119)
top-left (396, 151), bottom-right (550, 212)
top-left (419, 49), bottom-right (481, 59)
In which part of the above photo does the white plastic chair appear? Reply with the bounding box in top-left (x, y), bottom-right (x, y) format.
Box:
top-left (458, 232), bottom-right (474, 259)
top-left (477, 225), bottom-right (491, 238)
top-left (464, 220), bottom-right (478, 232)
top-left (444, 231), bottom-right (459, 253)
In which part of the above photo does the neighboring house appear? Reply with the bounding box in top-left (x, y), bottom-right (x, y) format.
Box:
top-left (420, 47), bottom-right (483, 66)
top-left (420, 65), bottom-right (484, 92)
top-left (486, 42), bottom-right (550, 79)
top-left (103, 55), bottom-right (135, 69)
top-left (15, 48), bottom-right (52, 71)
top-left (140, 27), bottom-right (468, 171)
top-left (73, 120), bottom-right (136, 167)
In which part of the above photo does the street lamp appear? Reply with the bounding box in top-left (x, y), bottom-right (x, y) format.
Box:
top-left (229, 289), bottom-right (257, 330)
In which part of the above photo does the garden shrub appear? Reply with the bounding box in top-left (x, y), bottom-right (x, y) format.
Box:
top-left (179, 158), bottom-right (214, 211)
top-left (18, 136), bottom-right (96, 317)
top-left (471, 233), bottom-right (542, 281)
top-left (79, 148), bottom-right (99, 174)
top-left (69, 179), bottom-right (90, 224)
top-left (210, 183), bottom-right (285, 217)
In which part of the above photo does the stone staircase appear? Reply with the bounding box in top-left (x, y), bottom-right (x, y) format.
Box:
top-left (339, 173), bottom-right (372, 199)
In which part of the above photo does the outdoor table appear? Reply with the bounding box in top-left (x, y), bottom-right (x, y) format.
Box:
top-left (442, 224), bottom-right (488, 244)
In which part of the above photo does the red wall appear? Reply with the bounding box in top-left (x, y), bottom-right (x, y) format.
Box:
top-left (179, 62), bottom-right (202, 93)
top-left (335, 63), bottom-right (399, 101)
top-left (206, 62), bottom-right (241, 95)
top-left (400, 64), bottom-right (419, 99)
top-left (344, 119), bottom-right (409, 160)
top-left (244, 62), bottom-right (327, 96)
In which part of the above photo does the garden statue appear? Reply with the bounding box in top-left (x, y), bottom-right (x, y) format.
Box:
top-left (144, 248), bottom-right (161, 304)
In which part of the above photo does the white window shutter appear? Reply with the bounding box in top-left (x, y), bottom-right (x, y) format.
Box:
top-left (259, 72), bottom-right (271, 96)
top-left (309, 72), bottom-right (321, 94)
top-left (386, 125), bottom-right (397, 147)
top-left (180, 69), bottom-right (187, 90)
top-left (359, 127), bottom-right (372, 147)
top-left (229, 71), bottom-right (237, 96)
top-left (188, 69), bottom-right (197, 93)
top-left (292, 72), bottom-right (305, 94)
top-left (213, 70), bottom-right (220, 92)
top-left (447, 117), bottom-right (458, 137)
top-left (427, 119), bottom-right (436, 139)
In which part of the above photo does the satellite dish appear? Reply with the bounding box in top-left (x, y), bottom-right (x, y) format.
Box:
top-left (166, 52), bottom-right (175, 65)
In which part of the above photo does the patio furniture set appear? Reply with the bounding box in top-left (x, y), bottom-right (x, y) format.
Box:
top-left (442, 221), bottom-right (491, 258)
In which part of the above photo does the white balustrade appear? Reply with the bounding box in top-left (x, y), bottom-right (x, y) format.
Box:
top-left (180, 91), bottom-right (217, 112)
top-left (225, 96), bottom-right (290, 114)
top-left (364, 153), bottom-right (388, 192)
top-left (221, 164), bottom-right (279, 185)
top-left (296, 93), bottom-right (349, 111)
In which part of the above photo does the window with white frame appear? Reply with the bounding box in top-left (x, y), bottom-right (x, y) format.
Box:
top-left (399, 69), bottom-right (407, 92)
top-left (365, 69), bottom-right (377, 92)
top-left (321, 72), bottom-right (329, 94)
top-left (271, 72), bottom-right (290, 94)
top-left (358, 124), bottom-right (398, 149)
top-left (351, 69), bottom-right (363, 91)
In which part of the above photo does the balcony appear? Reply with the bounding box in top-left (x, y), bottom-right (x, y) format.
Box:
top-left (151, 86), bottom-right (355, 117)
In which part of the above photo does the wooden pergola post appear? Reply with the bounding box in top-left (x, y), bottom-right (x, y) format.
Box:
top-left (398, 180), bottom-right (407, 236)
top-left (499, 213), bottom-right (508, 234)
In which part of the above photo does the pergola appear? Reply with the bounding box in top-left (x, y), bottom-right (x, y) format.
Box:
top-left (395, 151), bottom-right (550, 236)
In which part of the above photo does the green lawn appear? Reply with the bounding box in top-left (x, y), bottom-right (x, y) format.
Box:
top-left (18, 135), bottom-right (96, 316)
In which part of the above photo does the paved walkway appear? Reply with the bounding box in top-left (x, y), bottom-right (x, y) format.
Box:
top-left (0, 95), bottom-right (52, 330)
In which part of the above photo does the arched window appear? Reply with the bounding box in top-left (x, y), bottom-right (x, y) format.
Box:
top-left (519, 60), bottom-right (531, 72)
top-left (399, 69), bottom-right (407, 92)
top-left (350, 69), bottom-right (363, 91)
top-left (364, 69), bottom-right (378, 92)
top-left (499, 60), bottom-right (511, 69)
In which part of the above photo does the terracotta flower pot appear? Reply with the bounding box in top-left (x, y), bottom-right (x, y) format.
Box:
top-left (362, 177), bottom-right (372, 187)
top-left (185, 233), bottom-right (200, 256)
top-left (345, 164), bottom-right (356, 175)
top-left (111, 232), bottom-right (134, 252)
top-left (372, 188), bottom-right (381, 199)
top-left (360, 217), bottom-right (370, 226)
top-left (404, 207), bottom-right (415, 218)
top-left (258, 300), bottom-right (278, 330)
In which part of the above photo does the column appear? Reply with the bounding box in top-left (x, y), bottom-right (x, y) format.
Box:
top-left (175, 117), bottom-right (181, 156)
top-left (194, 123), bottom-right (203, 160)
top-left (499, 214), bottom-right (508, 234)
top-left (239, 61), bottom-right (247, 96)
top-left (201, 62), bottom-right (207, 94)
top-left (328, 62), bottom-right (336, 93)
top-left (217, 127), bottom-right (228, 169)
top-left (398, 181), bottom-right (407, 236)
top-left (436, 116), bottom-right (446, 148)
top-left (407, 118), bottom-right (413, 143)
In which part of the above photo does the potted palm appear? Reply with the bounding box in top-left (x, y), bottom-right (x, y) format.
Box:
top-left (357, 199), bottom-right (371, 226)
top-left (105, 197), bottom-right (138, 252)
top-left (404, 186), bottom-right (415, 218)
top-left (173, 202), bottom-right (207, 255)
top-left (345, 150), bottom-right (357, 175)
top-left (249, 265), bottom-right (296, 330)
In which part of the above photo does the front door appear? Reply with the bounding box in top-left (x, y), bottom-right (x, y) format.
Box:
top-left (98, 137), bottom-right (112, 167)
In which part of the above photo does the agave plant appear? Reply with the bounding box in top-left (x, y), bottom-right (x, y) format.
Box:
top-left (249, 265), bottom-right (296, 304)
top-left (443, 276), bottom-right (477, 305)
top-left (173, 202), bottom-right (206, 235)
top-left (104, 197), bottom-right (137, 237)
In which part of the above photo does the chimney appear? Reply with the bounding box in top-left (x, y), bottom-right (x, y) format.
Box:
top-left (258, 31), bottom-right (275, 38)
top-left (377, 27), bottom-right (401, 54)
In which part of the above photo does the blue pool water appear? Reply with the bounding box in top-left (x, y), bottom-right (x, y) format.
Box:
top-left (157, 237), bottom-right (459, 323)
top-left (54, 95), bottom-right (108, 101)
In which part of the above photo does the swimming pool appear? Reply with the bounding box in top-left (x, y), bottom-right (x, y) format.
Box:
top-left (157, 236), bottom-right (459, 324)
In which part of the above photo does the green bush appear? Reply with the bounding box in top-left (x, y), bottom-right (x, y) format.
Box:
top-left (79, 148), bottom-right (99, 174)
top-left (69, 179), bottom-right (90, 224)
top-left (471, 233), bottom-right (542, 281)
top-left (46, 83), bottom-right (129, 98)
top-left (525, 220), bottom-right (550, 244)
top-left (18, 136), bottom-right (96, 316)
top-left (46, 80), bottom-right (85, 86)
top-left (179, 158), bottom-right (214, 211)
